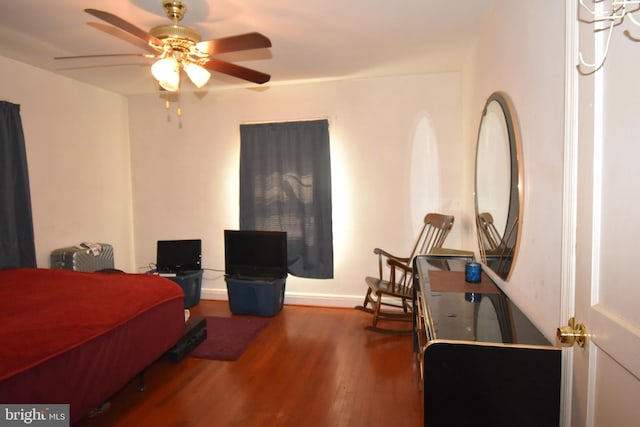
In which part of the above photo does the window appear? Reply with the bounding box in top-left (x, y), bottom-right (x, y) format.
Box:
top-left (239, 120), bottom-right (333, 279)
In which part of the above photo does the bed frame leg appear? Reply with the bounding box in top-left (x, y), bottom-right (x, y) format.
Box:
top-left (137, 371), bottom-right (146, 392)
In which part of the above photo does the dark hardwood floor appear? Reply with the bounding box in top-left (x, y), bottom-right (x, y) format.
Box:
top-left (75, 300), bottom-right (423, 427)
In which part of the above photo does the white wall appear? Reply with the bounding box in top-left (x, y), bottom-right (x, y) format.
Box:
top-left (0, 55), bottom-right (467, 307)
top-left (462, 0), bottom-right (566, 339)
top-left (127, 74), bottom-right (465, 305)
top-left (0, 56), bottom-right (136, 271)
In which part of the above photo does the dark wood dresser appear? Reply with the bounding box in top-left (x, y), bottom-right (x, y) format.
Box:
top-left (413, 255), bottom-right (561, 427)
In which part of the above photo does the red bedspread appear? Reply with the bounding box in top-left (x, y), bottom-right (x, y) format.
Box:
top-left (0, 268), bottom-right (185, 422)
top-left (0, 268), bottom-right (183, 380)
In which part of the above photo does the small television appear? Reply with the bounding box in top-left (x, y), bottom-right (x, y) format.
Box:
top-left (224, 230), bottom-right (288, 279)
top-left (156, 239), bottom-right (202, 274)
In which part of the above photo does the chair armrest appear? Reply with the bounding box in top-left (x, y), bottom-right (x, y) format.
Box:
top-left (385, 258), bottom-right (413, 292)
top-left (373, 247), bottom-right (411, 263)
top-left (387, 258), bottom-right (413, 273)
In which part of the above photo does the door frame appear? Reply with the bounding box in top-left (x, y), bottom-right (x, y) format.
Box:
top-left (561, 2), bottom-right (579, 425)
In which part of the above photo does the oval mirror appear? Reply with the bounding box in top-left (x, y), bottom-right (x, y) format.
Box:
top-left (474, 92), bottom-right (523, 280)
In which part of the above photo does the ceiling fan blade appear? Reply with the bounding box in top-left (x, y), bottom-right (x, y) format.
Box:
top-left (54, 53), bottom-right (155, 60)
top-left (84, 8), bottom-right (164, 48)
top-left (203, 58), bottom-right (270, 84)
top-left (197, 32), bottom-right (271, 55)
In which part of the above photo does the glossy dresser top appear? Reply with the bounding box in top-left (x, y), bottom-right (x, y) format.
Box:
top-left (414, 255), bottom-right (553, 347)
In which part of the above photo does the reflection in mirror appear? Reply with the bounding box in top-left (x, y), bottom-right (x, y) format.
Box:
top-left (475, 294), bottom-right (513, 343)
top-left (475, 92), bottom-right (523, 280)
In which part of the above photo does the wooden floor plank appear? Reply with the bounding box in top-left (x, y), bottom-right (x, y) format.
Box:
top-left (75, 300), bottom-right (423, 427)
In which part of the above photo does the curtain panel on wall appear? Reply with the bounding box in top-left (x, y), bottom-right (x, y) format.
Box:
top-left (0, 101), bottom-right (36, 268)
top-left (239, 119), bottom-right (333, 279)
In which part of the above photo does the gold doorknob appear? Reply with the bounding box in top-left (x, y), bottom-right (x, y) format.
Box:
top-left (556, 317), bottom-right (588, 348)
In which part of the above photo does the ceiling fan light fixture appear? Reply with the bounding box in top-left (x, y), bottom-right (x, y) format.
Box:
top-left (151, 57), bottom-right (180, 91)
top-left (77, 4), bottom-right (272, 108)
top-left (183, 62), bottom-right (211, 88)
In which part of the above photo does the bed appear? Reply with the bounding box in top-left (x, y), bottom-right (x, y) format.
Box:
top-left (0, 268), bottom-right (185, 424)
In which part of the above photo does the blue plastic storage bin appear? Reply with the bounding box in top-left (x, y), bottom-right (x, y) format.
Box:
top-left (225, 276), bottom-right (286, 317)
top-left (167, 270), bottom-right (203, 308)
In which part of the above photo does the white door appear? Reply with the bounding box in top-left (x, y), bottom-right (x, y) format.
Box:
top-left (563, 2), bottom-right (640, 425)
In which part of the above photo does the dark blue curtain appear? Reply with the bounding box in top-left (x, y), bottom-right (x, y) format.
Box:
top-left (0, 101), bottom-right (36, 268)
top-left (240, 120), bottom-right (333, 279)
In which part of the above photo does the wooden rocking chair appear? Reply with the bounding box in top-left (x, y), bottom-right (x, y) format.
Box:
top-left (356, 213), bottom-right (455, 334)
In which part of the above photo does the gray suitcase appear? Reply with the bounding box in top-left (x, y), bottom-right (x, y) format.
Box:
top-left (50, 243), bottom-right (115, 272)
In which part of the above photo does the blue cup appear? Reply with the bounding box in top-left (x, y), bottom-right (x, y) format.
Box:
top-left (465, 262), bottom-right (482, 283)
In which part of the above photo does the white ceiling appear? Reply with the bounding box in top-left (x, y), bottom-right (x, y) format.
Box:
top-left (0, 0), bottom-right (495, 95)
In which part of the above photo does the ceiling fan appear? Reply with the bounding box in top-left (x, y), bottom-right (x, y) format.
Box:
top-left (56, 0), bottom-right (272, 91)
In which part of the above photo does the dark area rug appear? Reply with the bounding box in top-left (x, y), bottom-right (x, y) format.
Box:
top-left (189, 316), bottom-right (270, 361)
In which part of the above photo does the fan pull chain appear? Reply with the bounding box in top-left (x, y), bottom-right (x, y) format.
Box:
top-left (163, 95), bottom-right (182, 118)
top-left (161, 92), bottom-right (182, 126)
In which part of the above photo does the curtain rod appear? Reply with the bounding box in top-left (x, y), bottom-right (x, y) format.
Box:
top-left (240, 117), bottom-right (330, 125)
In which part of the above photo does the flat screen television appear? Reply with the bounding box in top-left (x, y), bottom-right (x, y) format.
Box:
top-left (224, 230), bottom-right (288, 279)
top-left (156, 239), bottom-right (202, 274)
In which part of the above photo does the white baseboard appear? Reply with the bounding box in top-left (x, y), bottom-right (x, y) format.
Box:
top-left (200, 287), bottom-right (363, 308)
